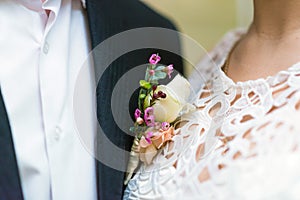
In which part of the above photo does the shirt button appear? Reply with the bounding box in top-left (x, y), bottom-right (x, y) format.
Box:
top-left (43, 42), bottom-right (50, 54)
top-left (54, 126), bottom-right (62, 141)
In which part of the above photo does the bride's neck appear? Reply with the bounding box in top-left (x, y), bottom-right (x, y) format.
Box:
top-left (226, 0), bottom-right (300, 82)
top-left (251, 0), bottom-right (300, 39)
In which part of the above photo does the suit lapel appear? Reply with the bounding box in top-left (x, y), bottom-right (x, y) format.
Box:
top-left (86, 1), bottom-right (126, 200)
top-left (86, 1), bottom-right (184, 199)
top-left (0, 88), bottom-right (23, 200)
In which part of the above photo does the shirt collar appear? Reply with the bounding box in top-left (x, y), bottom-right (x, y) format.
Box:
top-left (15, 0), bottom-right (86, 13)
top-left (14, 0), bottom-right (44, 12)
top-left (42, 0), bottom-right (61, 17)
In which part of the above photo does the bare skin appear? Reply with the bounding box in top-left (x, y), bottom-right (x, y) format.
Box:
top-left (197, 1), bottom-right (300, 182)
top-left (227, 0), bottom-right (300, 83)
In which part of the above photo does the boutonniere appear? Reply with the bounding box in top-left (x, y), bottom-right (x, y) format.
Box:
top-left (124, 54), bottom-right (192, 185)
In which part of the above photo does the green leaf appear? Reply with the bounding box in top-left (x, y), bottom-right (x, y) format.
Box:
top-left (139, 94), bottom-right (146, 99)
top-left (155, 65), bottom-right (165, 71)
top-left (144, 69), bottom-right (150, 81)
top-left (139, 80), bottom-right (151, 89)
top-left (143, 94), bottom-right (152, 109)
top-left (149, 80), bottom-right (159, 85)
top-left (130, 126), bottom-right (148, 135)
top-left (151, 71), bottom-right (167, 81)
top-left (129, 127), bottom-right (137, 133)
top-left (156, 71), bottom-right (167, 79)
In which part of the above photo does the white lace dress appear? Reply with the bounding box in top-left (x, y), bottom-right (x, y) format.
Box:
top-left (124, 29), bottom-right (300, 200)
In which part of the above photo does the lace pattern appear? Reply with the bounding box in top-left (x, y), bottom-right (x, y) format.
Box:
top-left (124, 29), bottom-right (300, 200)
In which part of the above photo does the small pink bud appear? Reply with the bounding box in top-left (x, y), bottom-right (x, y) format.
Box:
top-left (165, 64), bottom-right (174, 78)
top-left (152, 85), bottom-right (157, 91)
top-left (134, 109), bottom-right (141, 119)
top-left (144, 107), bottom-right (154, 117)
top-left (157, 91), bottom-right (163, 97)
top-left (149, 54), bottom-right (161, 65)
top-left (160, 93), bottom-right (167, 99)
top-left (145, 132), bottom-right (154, 144)
top-left (149, 70), bottom-right (155, 76)
top-left (136, 117), bottom-right (144, 125)
top-left (161, 122), bottom-right (170, 131)
top-left (153, 93), bottom-right (158, 99)
top-left (145, 115), bottom-right (155, 127)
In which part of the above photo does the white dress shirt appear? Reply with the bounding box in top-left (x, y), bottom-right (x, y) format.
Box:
top-left (0, 0), bottom-right (97, 199)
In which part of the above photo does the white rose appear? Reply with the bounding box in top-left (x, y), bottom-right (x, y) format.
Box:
top-left (152, 75), bottom-right (191, 123)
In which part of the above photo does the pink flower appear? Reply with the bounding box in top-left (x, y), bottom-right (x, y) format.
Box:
top-left (136, 117), bottom-right (144, 125)
top-left (139, 127), bottom-right (175, 165)
top-left (149, 54), bottom-right (161, 64)
top-left (145, 115), bottom-right (155, 127)
top-left (144, 107), bottom-right (155, 127)
top-left (144, 107), bottom-right (154, 118)
top-left (161, 122), bottom-right (170, 131)
top-left (134, 109), bottom-right (141, 119)
top-left (152, 127), bottom-right (174, 149)
top-left (165, 64), bottom-right (174, 78)
top-left (145, 132), bottom-right (153, 144)
top-left (149, 70), bottom-right (155, 76)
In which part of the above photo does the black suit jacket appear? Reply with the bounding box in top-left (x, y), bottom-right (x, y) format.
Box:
top-left (0, 0), bottom-right (183, 199)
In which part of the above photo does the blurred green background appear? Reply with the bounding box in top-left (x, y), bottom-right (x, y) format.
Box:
top-left (142, 0), bottom-right (253, 75)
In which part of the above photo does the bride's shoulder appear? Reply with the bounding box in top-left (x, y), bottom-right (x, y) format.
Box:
top-left (188, 28), bottom-right (246, 90)
top-left (216, 28), bottom-right (246, 47)
top-left (212, 27), bottom-right (246, 55)
top-left (201, 27), bottom-right (246, 67)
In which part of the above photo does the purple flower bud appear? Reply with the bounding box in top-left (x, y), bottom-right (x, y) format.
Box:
top-left (145, 137), bottom-right (152, 144)
top-left (145, 131), bottom-right (154, 144)
top-left (144, 107), bottom-right (154, 118)
top-left (147, 132), bottom-right (154, 138)
top-left (157, 91), bottom-right (163, 97)
top-left (153, 93), bottom-right (158, 99)
top-left (145, 115), bottom-right (155, 127)
top-left (149, 70), bottom-right (155, 76)
top-left (149, 54), bottom-right (161, 65)
top-left (134, 109), bottom-right (141, 119)
top-left (152, 85), bottom-right (157, 91)
top-left (160, 93), bottom-right (167, 99)
top-left (161, 122), bottom-right (170, 131)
